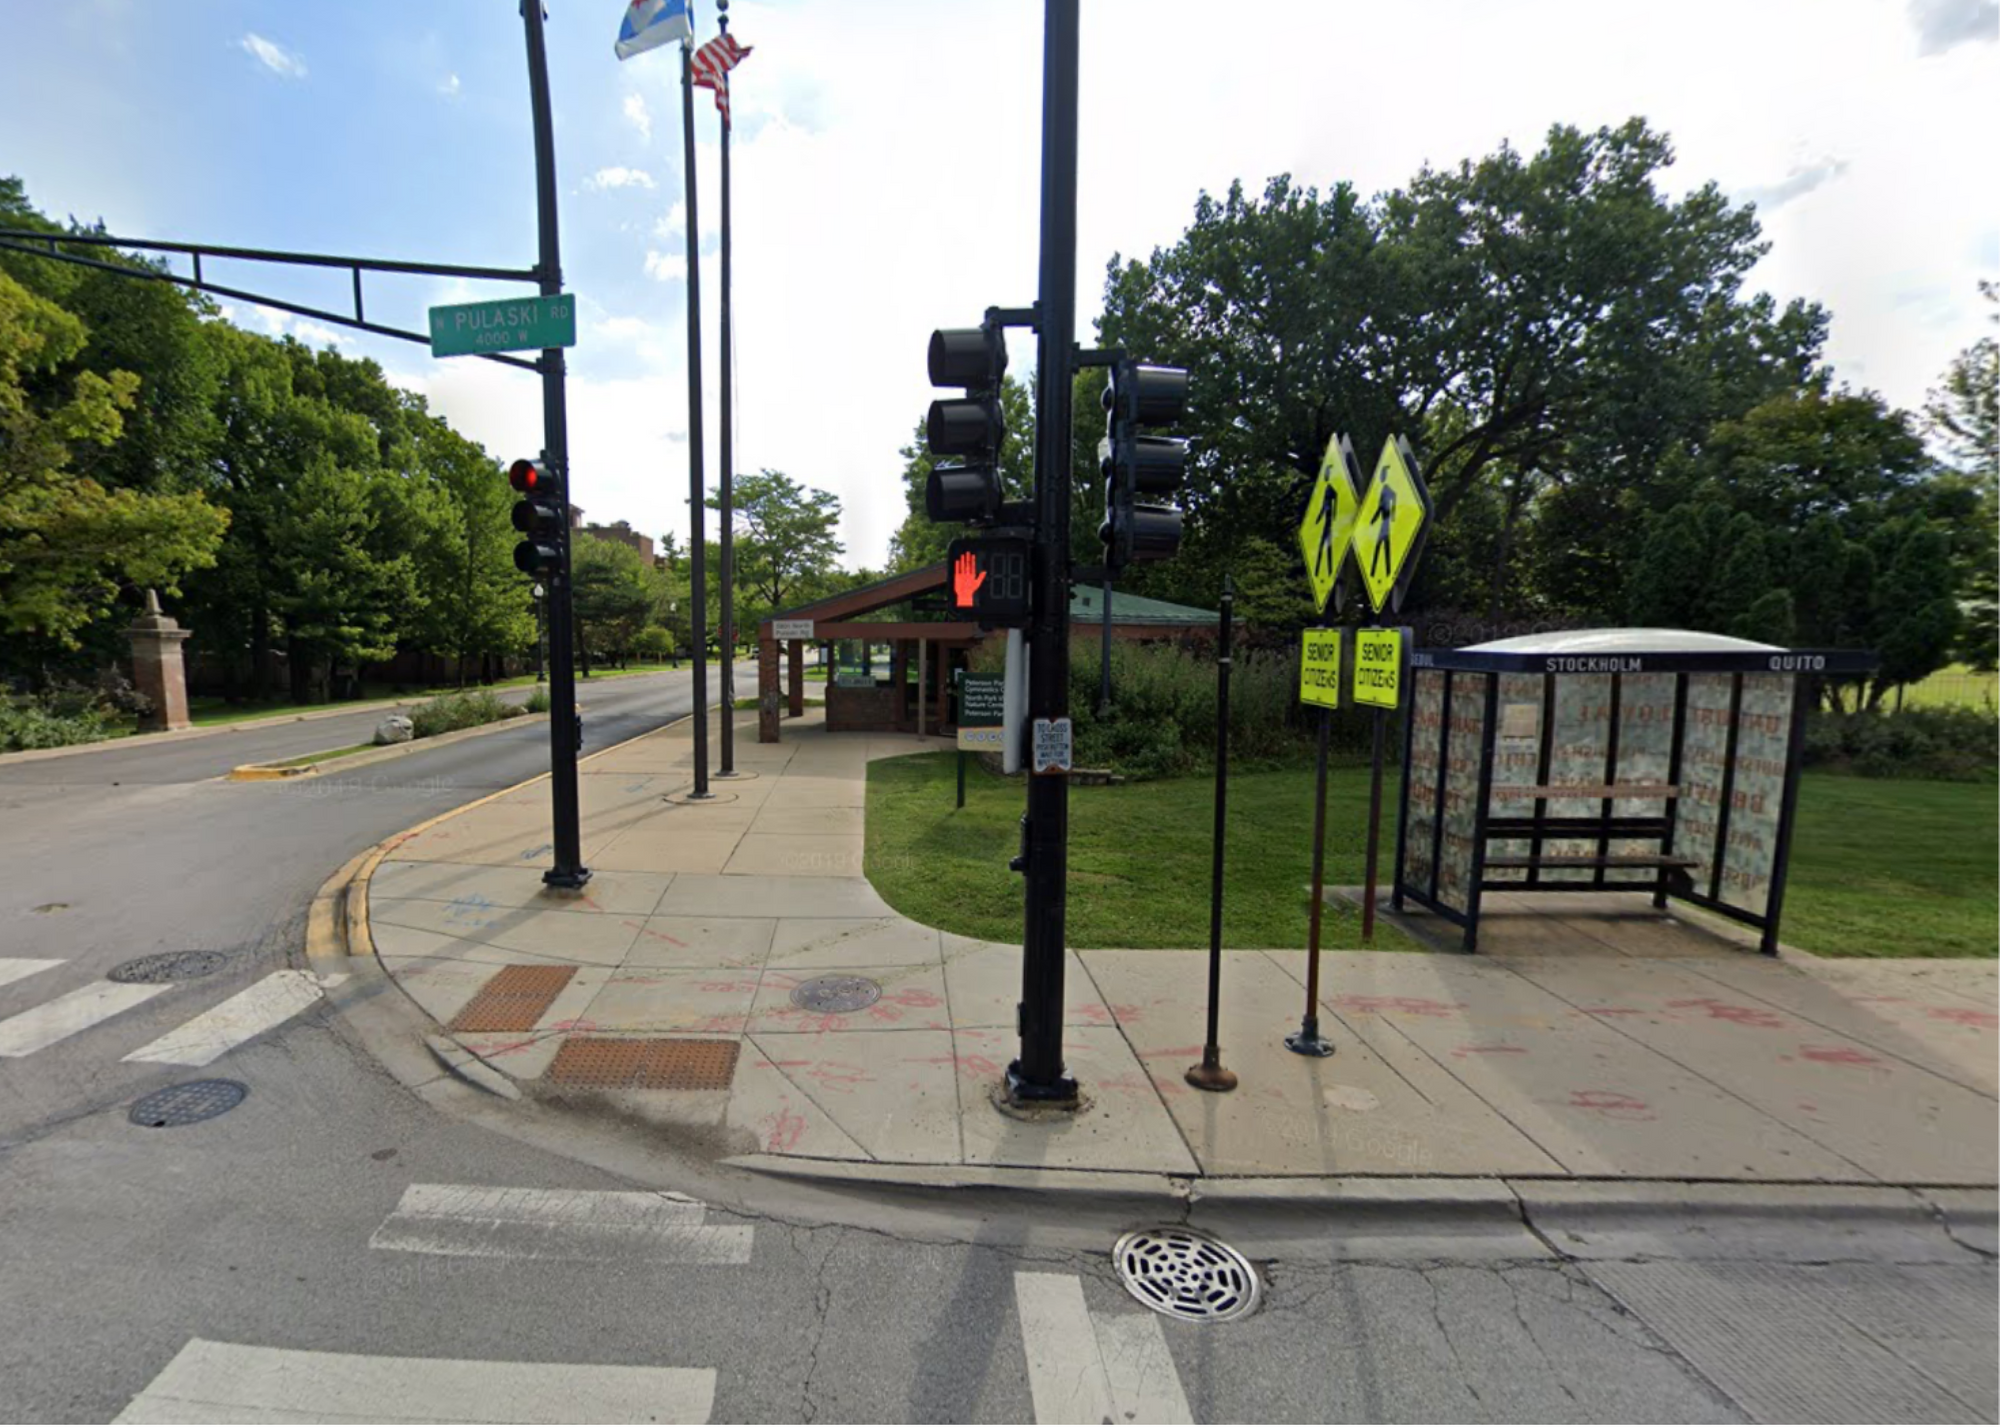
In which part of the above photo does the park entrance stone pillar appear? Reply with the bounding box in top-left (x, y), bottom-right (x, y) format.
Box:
top-left (126, 589), bottom-right (192, 733)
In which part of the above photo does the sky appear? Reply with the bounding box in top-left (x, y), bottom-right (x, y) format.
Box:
top-left (1, 0), bottom-right (1994, 571)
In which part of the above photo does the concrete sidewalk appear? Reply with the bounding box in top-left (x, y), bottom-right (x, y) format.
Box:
top-left (352, 707), bottom-right (1999, 1193)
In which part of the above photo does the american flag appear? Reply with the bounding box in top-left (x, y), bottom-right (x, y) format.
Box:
top-left (691, 32), bottom-right (752, 127)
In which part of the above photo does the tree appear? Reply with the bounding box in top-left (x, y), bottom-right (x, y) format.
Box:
top-left (570, 534), bottom-right (654, 669)
top-left (1094, 121), bottom-right (1830, 621)
top-left (0, 269), bottom-right (226, 655)
top-left (408, 413), bottom-right (532, 680)
top-left (710, 468), bottom-right (843, 618)
top-left (266, 455), bottom-right (416, 701)
top-left (1923, 283), bottom-right (1998, 669)
top-left (0, 178), bottom-right (226, 500)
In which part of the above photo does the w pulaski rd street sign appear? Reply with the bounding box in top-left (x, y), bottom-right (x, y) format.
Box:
top-left (429, 294), bottom-right (577, 358)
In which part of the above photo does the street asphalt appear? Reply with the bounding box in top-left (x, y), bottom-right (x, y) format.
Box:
top-left (1, 664), bottom-right (1993, 1424)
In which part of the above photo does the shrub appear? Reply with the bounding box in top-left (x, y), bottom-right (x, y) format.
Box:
top-left (409, 690), bottom-right (509, 739)
top-left (631, 626), bottom-right (675, 662)
top-left (0, 697), bottom-right (114, 752)
top-left (522, 685), bottom-right (552, 714)
top-left (1805, 706), bottom-right (1997, 782)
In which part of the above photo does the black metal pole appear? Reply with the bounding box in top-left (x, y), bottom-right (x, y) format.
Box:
top-left (957, 750), bottom-right (967, 810)
top-left (1188, 576), bottom-right (1238, 1092)
top-left (1363, 706), bottom-right (1386, 942)
top-left (1008, 0), bottom-right (1081, 1105)
top-left (681, 41), bottom-right (711, 799)
top-left (1287, 704), bottom-right (1335, 1056)
top-left (715, 0), bottom-right (737, 777)
top-left (522, 0), bottom-right (587, 889)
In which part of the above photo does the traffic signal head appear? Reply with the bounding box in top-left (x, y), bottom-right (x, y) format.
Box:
top-left (1100, 360), bottom-right (1190, 570)
top-left (923, 320), bottom-right (1008, 527)
top-left (509, 457), bottom-right (565, 576)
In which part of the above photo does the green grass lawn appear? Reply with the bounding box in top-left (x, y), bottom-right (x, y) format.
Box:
top-left (1781, 775), bottom-right (1997, 957)
top-left (1898, 663), bottom-right (1998, 711)
top-left (271, 742), bottom-right (375, 768)
top-left (866, 755), bottom-right (1996, 958)
top-left (866, 753), bottom-right (1414, 951)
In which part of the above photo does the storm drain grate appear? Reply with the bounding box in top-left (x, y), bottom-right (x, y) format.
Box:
top-left (545, 1036), bottom-right (740, 1090)
top-left (448, 965), bottom-right (577, 1033)
top-left (790, 975), bottom-right (881, 1014)
top-left (1113, 1227), bottom-right (1261, 1323)
top-left (130, 1079), bottom-right (248, 1128)
top-left (108, 950), bottom-right (228, 984)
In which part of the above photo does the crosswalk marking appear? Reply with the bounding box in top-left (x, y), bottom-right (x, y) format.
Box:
top-left (0, 958), bottom-right (63, 992)
top-left (113, 1339), bottom-right (716, 1425)
top-left (121, 970), bottom-right (345, 1067)
top-left (1014, 1271), bottom-right (1193, 1425)
top-left (369, 1184), bottom-right (756, 1265)
top-left (0, 981), bottom-right (169, 1058)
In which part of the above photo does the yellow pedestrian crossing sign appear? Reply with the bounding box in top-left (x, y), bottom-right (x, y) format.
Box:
top-left (1298, 433), bottom-right (1360, 615)
top-left (1355, 436), bottom-right (1430, 614)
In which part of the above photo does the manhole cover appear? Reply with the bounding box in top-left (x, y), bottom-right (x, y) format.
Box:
top-left (108, 950), bottom-right (228, 984)
top-left (790, 975), bottom-right (880, 1013)
top-left (129, 1080), bottom-right (248, 1128)
top-left (1113, 1227), bottom-right (1261, 1323)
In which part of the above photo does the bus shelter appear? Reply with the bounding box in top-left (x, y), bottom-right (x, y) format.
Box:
top-left (1392, 630), bottom-right (1876, 954)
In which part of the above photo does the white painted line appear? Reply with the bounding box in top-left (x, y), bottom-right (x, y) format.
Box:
top-left (121, 970), bottom-right (346, 1067)
top-left (1014, 1272), bottom-right (1193, 1426)
top-left (0, 981), bottom-right (168, 1058)
top-left (1093, 1309), bottom-right (1196, 1425)
top-left (113, 1338), bottom-right (716, 1425)
top-left (0, 959), bottom-right (63, 992)
top-left (369, 1183), bottom-right (755, 1265)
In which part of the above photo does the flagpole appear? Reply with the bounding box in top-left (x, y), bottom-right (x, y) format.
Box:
top-left (714, 0), bottom-right (737, 777)
top-left (680, 33), bottom-right (711, 799)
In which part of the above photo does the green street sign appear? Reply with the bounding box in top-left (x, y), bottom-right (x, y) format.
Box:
top-left (428, 294), bottom-right (576, 357)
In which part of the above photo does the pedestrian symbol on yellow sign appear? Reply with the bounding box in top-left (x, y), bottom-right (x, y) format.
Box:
top-left (1297, 433), bottom-right (1360, 615)
top-left (1355, 436), bottom-right (1430, 614)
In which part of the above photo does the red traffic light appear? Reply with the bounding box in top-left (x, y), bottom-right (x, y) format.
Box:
top-left (508, 458), bottom-right (552, 495)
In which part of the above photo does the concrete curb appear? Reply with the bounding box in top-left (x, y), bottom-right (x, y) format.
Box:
top-left (228, 711), bottom-right (550, 781)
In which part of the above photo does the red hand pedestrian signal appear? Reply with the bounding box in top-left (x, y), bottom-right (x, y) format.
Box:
top-left (952, 550), bottom-right (987, 608)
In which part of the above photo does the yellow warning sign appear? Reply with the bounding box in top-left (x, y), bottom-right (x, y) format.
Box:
top-left (1299, 627), bottom-right (1344, 710)
top-left (1355, 437), bottom-right (1430, 614)
top-left (1353, 627), bottom-right (1403, 709)
top-left (1297, 434), bottom-right (1360, 615)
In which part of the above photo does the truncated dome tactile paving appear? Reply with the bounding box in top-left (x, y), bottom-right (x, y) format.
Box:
top-left (544, 1036), bottom-right (741, 1090)
top-left (447, 965), bottom-right (578, 1034)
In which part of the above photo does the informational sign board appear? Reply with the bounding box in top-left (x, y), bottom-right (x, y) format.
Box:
top-left (772, 619), bottom-right (814, 641)
top-left (428, 294), bottom-right (576, 357)
top-left (1031, 716), bottom-right (1073, 775)
top-left (1353, 628), bottom-right (1404, 709)
top-left (1298, 628), bottom-right (1344, 710)
top-left (1297, 434), bottom-right (1360, 614)
top-left (956, 672), bottom-right (1005, 751)
top-left (1355, 436), bottom-right (1431, 614)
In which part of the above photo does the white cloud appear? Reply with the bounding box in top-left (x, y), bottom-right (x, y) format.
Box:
top-left (623, 92), bottom-right (653, 144)
top-left (643, 250), bottom-right (687, 282)
top-left (214, 302), bottom-right (350, 350)
top-left (239, 33), bottom-right (306, 80)
top-left (588, 166), bottom-right (657, 191)
top-left (438, 73), bottom-right (462, 99)
top-left (1908, 0), bottom-right (1998, 55)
